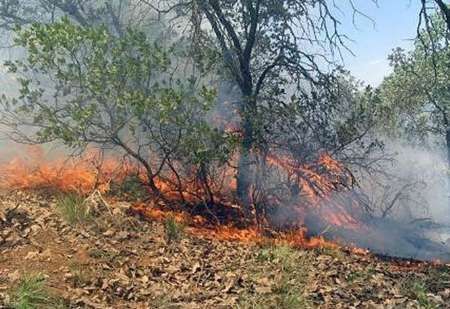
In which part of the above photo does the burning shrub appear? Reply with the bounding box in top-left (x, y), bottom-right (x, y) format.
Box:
top-left (0, 19), bottom-right (236, 205)
top-left (0, 11), bottom-right (387, 257)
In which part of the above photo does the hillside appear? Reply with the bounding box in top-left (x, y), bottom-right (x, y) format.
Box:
top-left (1, 190), bottom-right (449, 308)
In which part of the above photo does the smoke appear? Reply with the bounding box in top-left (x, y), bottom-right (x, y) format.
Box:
top-left (312, 138), bottom-right (450, 261)
top-left (375, 140), bottom-right (449, 223)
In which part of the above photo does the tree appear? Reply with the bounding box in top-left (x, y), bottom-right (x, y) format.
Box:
top-left (380, 13), bottom-right (450, 166)
top-left (0, 0), bottom-right (137, 34)
top-left (0, 19), bottom-right (234, 202)
top-left (0, 2), bottom-right (381, 222)
top-left (143, 0), bottom-right (377, 212)
top-left (419, 0), bottom-right (450, 35)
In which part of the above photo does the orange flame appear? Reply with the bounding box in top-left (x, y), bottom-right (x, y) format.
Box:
top-left (0, 145), bottom-right (134, 195)
top-left (0, 145), bottom-right (366, 253)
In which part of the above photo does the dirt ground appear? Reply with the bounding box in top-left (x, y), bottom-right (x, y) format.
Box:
top-left (1, 190), bottom-right (450, 308)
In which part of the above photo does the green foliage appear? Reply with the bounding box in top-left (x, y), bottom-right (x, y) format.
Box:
top-left (3, 18), bottom-right (170, 146)
top-left (110, 175), bottom-right (148, 201)
top-left (1, 18), bottom-right (235, 202)
top-left (56, 193), bottom-right (91, 225)
top-left (164, 217), bottom-right (184, 244)
top-left (257, 245), bottom-right (295, 265)
top-left (9, 274), bottom-right (66, 309)
top-left (379, 13), bottom-right (450, 143)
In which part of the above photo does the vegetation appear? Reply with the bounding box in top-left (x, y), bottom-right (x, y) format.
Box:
top-left (380, 14), bottom-right (450, 154)
top-left (176, 0), bottom-right (367, 209)
top-left (241, 245), bottom-right (312, 308)
top-left (402, 279), bottom-right (439, 309)
top-left (68, 262), bottom-right (95, 288)
top-left (110, 175), bottom-right (149, 201)
top-left (164, 216), bottom-right (185, 244)
top-left (9, 274), bottom-right (65, 309)
top-left (56, 193), bottom-right (91, 225)
top-left (0, 1), bottom-right (380, 223)
top-left (0, 1), bottom-right (450, 308)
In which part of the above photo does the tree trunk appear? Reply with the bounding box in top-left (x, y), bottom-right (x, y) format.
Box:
top-left (445, 126), bottom-right (450, 209)
top-left (446, 125), bottom-right (450, 175)
top-left (146, 173), bottom-right (163, 200)
top-left (236, 90), bottom-right (256, 217)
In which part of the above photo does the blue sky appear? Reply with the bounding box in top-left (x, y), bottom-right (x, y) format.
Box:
top-left (338, 0), bottom-right (421, 86)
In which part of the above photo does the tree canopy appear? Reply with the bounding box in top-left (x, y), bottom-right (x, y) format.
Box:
top-left (0, 0), bottom-right (381, 219)
top-left (380, 10), bottom-right (450, 165)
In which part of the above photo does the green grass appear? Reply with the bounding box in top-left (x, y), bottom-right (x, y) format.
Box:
top-left (164, 217), bottom-right (184, 244)
top-left (402, 279), bottom-right (439, 309)
top-left (9, 274), bottom-right (66, 309)
top-left (410, 281), bottom-right (438, 309)
top-left (240, 245), bottom-right (312, 309)
top-left (257, 245), bottom-right (299, 271)
top-left (56, 193), bottom-right (91, 225)
top-left (316, 247), bottom-right (345, 260)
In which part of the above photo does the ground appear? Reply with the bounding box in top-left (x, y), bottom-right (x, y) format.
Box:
top-left (1, 190), bottom-right (450, 308)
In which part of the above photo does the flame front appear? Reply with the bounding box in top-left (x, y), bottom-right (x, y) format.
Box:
top-left (0, 145), bottom-right (365, 251)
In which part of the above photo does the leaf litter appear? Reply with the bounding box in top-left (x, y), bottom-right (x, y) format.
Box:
top-left (0, 190), bottom-right (449, 308)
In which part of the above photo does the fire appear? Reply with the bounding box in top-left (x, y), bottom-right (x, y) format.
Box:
top-left (0, 145), bottom-right (134, 195)
top-left (267, 153), bottom-right (352, 202)
top-left (267, 152), bottom-right (361, 230)
top-left (0, 144), bottom-right (367, 253)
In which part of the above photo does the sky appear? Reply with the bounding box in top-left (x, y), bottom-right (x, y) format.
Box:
top-left (338, 0), bottom-right (421, 86)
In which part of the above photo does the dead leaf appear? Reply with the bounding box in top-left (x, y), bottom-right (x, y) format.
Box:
top-left (24, 251), bottom-right (39, 260)
top-left (102, 229), bottom-right (115, 237)
top-left (8, 270), bottom-right (20, 282)
top-left (191, 262), bottom-right (201, 274)
top-left (255, 286), bottom-right (272, 294)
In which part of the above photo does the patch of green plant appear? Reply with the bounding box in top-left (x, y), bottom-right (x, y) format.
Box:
top-left (110, 175), bottom-right (148, 200)
top-left (9, 274), bottom-right (67, 309)
top-left (273, 277), bottom-right (310, 308)
top-left (56, 193), bottom-right (91, 225)
top-left (164, 217), bottom-right (184, 244)
top-left (152, 294), bottom-right (173, 308)
top-left (402, 279), bottom-right (438, 309)
top-left (424, 265), bottom-right (450, 292)
top-left (346, 266), bottom-right (376, 284)
top-left (256, 245), bottom-right (297, 271)
top-left (412, 282), bottom-right (437, 308)
top-left (346, 271), bottom-right (366, 284)
top-left (240, 245), bottom-right (312, 308)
